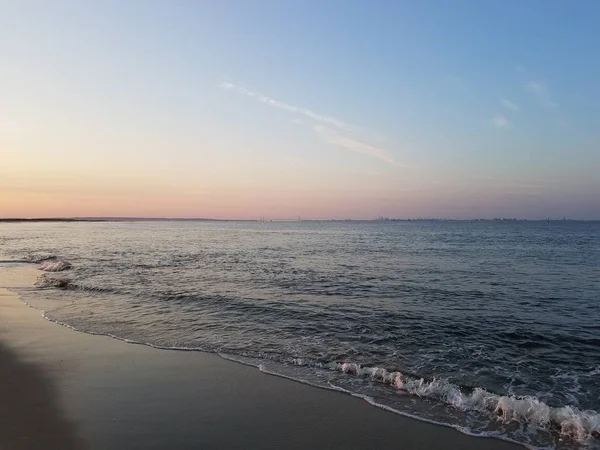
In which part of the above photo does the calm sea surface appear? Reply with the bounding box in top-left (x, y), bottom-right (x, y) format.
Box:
top-left (1, 220), bottom-right (599, 448)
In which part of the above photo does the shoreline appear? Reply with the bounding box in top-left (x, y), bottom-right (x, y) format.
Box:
top-left (0, 265), bottom-right (524, 449)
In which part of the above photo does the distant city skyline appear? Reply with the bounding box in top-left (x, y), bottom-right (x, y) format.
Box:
top-left (1, 1), bottom-right (599, 219)
top-left (0, 216), bottom-right (592, 223)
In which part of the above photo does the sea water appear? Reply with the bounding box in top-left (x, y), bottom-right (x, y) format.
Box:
top-left (1, 220), bottom-right (599, 448)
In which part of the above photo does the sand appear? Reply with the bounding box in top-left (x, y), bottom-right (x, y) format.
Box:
top-left (0, 266), bottom-right (523, 450)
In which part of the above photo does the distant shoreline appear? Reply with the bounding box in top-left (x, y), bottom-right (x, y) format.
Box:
top-left (0, 218), bottom-right (234, 223)
top-left (0, 217), bottom-right (596, 223)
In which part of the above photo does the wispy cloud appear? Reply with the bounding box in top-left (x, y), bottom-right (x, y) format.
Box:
top-left (313, 125), bottom-right (409, 168)
top-left (525, 81), bottom-right (558, 109)
top-left (219, 81), bottom-right (353, 131)
top-left (220, 80), bottom-right (407, 168)
top-left (492, 114), bottom-right (511, 129)
top-left (499, 97), bottom-right (521, 113)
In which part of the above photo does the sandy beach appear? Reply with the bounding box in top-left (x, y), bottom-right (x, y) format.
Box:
top-left (0, 266), bottom-right (523, 450)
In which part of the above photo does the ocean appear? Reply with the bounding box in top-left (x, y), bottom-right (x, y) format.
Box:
top-left (1, 220), bottom-right (599, 449)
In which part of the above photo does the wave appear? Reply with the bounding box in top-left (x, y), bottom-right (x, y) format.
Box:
top-left (0, 259), bottom-right (32, 264)
top-left (38, 257), bottom-right (72, 272)
top-left (331, 362), bottom-right (600, 443)
top-left (29, 255), bottom-right (108, 292)
top-left (18, 271), bottom-right (600, 448)
top-left (217, 354), bottom-right (525, 448)
top-left (34, 274), bottom-right (114, 293)
top-left (0, 255), bottom-right (72, 272)
top-left (34, 274), bottom-right (72, 289)
top-left (23, 277), bottom-right (600, 446)
top-left (216, 354), bottom-right (600, 444)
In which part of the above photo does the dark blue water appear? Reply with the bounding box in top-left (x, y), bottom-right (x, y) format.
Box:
top-left (1, 220), bottom-right (599, 448)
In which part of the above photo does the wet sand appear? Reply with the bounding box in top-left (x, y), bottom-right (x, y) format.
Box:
top-left (0, 266), bottom-right (523, 450)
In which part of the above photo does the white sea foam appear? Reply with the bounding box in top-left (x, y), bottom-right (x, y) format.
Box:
top-left (34, 274), bottom-right (71, 289)
top-left (332, 362), bottom-right (600, 443)
top-left (34, 273), bottom-right (114, 293)
top-left (39, 258), bottom-right (72, 272)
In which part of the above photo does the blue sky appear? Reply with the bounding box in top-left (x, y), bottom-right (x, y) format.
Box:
top-left (1, 0), bottom-right (599, 219)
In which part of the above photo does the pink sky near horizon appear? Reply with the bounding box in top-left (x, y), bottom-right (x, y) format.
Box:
top-left (2, 132), bottom-right (597, 219)
top-left (3, 173), bottom-right (593, 220)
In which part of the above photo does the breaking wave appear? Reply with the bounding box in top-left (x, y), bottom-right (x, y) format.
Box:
top-left (332, 362), bottom-right (600, 443)
top-left (25, 266), bottom-right (600, 446)
top-left (18, 279), bottom-right (600, 447)
top-left (34, 274), bottom-right (114, 293)
top-left (0, 255), bottom-right (72, 272)
top-left (38, 257), bottom-right (72, 272)
top-left (34, 274), bottom-right (73, 289)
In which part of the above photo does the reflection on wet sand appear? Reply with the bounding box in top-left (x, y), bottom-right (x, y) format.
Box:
top-left (0, 341), bottom-right (87, 450)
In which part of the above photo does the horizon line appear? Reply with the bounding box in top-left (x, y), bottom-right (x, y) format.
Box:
top-left (0, 217), bottom-right (597, 223)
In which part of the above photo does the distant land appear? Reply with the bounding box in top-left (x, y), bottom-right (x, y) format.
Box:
top-left (0, 217), bottom-right (593, 223)
top-left (0, 217), bottom-right (235, 223)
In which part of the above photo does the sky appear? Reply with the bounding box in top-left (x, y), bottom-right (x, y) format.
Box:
top-left (1, 0), bottom-right (599, 220)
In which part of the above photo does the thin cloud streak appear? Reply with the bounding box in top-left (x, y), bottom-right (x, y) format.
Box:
top-left (499, 97), bottom-right (521, 113)
top-left (526, 81), bottom-right (558, 109)
top-left (313, 125), bottom-right (409, 168)
top-left (220, 80), bottom-right (408, 168)
top-left (219, 81), bottom-right (353, 130)
top-left (492, 115), bottom-right (511, 129)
